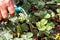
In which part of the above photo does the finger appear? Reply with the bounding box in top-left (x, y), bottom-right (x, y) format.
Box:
top-left (0, 0), bottom-right (6, 20)
top-left (1, 8), bottom-right (8, 19)
top-left (5, 0), bottom-right (15, 16)
top-left (0, 0), bottom-right (6, 9)
top-left (8, 4), bottom-right (15, 16)
top-left (0, 1), bottom-right (2, 20)
top-left (0, 12), bottom-right (2, 20)
top-left (11, 0), bottom-right (16, 7)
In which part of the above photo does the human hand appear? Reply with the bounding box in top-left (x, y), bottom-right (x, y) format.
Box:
top-left (0, 0), bottom-right (15, 20)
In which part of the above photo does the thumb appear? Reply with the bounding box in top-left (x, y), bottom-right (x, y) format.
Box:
top-left (11, 0), bottom-right (16, 7)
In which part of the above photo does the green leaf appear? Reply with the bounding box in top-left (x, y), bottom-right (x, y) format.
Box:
top-left (29, 15), bottom-right (37, 23)
top-left (21, 23), bottom-right (28, 32)
top-left (47, 22), bottom-right (55, 28)
top-left (33, 30), bottom-right (38, 37)
top-left (19, 13), bottom-right (26, 22)
top-left (26, 38), bottom-right (33, 40)
top-left (39, 11), bottom-right (47, 18)
top-left (38, 26), bottom-right (46, 31)
top-left (46, 26), bottom-right (53, 31)
top-left (0, 37), bottom-right (3, 40)
top-left (51, 12), bottom-right (55, 17)
top-left (14, 38), bottom-right (24, 40)
top-left (34, 12), bottom-right (40, 17)
top-left (21, 32), bottom-right (33, 39)
top-left (40, 19), bottom-right (48, 25)
top-left (36, 22), bottom-right (40, 28)
top-left (9, 16), bottom-right (18, 22)
top-left (44, 14), bottom-right (51, 18)
top-left (57, 9), bottom-right (60, 14)
top-left (26, 32), bottom-right (33, 38)
top-left (0, 31), bottom-right (13, 40)
top-left (36, 22), bottom-right (46, 31)
top-left (3, 32), bottom-right (13, 40)
top-left (21, 35), bottom-right (27, 39)
top-left (32, 0), bottom-right (39, 4)
top-left (46, 0), bottom-right (56, 4)
top-left (56, 0), bottom-right (60, 3)
top-left (46, 22), bottom-right (55, 31)
top-left (38, 1), bottom-right (45, 8)
top-left (44, 37), bottom-right (48, 40)
top-left (36, 19), bottom-right (48, 31)
top-left (34, 11), bottom-right (48, 18)
top-left (0, 35), bottom-right (7, 40)
top-left (16, 25), bottom-right (21, 37)
top-left (28, 0), bottom-right (39, 4)
top-left (39, 31), bottom-right (44, 36)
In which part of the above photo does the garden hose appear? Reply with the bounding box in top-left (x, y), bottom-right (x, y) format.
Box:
top-left (15, 6), bottom-right (35, 29)
top-left (15, 6), bottom-right (29, 23)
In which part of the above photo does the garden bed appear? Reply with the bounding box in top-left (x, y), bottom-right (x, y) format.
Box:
top-left (0, 0), bottom-right (60, 40)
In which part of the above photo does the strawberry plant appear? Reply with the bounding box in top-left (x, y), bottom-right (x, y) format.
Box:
top-left (1, 0), bottom-right (60, 40)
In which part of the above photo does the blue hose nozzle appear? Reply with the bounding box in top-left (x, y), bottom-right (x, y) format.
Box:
top-left (15, 7), bottom-right (22, 12)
